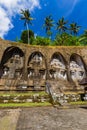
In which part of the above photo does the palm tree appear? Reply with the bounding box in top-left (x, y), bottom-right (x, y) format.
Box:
top-left (69, 22), bottom-right (81, 36)
top-left (20, 9), bottom-right (33, 44)
top-left (56, 17), bottom-right (68, 34)
top-left (43, 15), bottom-right (54, 38)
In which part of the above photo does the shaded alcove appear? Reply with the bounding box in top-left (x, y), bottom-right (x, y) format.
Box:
top-left (69, 53), bottom-right (86, 87)
top-left (27, 51), bottom-right (47, 89)
top-left (0, 46), bottom-right (24, 79)
top-left (49, 52), bottom-right (67, 80)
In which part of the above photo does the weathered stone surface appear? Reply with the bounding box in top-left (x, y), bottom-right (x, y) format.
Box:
top-left (16, 107), bottom-right (87, 130)
top-left (0, 107), bottom-right (87, 130)
top-left (0, 39), bottom-right (87, 93)
top-left (0, 108), bottom-right (20, 130)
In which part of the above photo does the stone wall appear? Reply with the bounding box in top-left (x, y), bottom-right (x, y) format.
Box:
top-left (1, 39), bottom-right (87, 64)
top-left (0, 39), bottom-right (87, 92)
top-left (0, 92), bottom-right (50, 103)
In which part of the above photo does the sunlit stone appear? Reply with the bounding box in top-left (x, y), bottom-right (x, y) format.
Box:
top-left (50, 58), bottom-right (67, 80)
top-left (70, 61), bottom-right (86, 86)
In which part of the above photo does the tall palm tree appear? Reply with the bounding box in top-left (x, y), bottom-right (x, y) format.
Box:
top-left (56, 17), bottom-right (68, 34)
top-left (43, 15), bottom-right (54, 38)
top-left (20, 9), bottom-right (33, 44)
top-left (69, 22), bottom-right (81, 36)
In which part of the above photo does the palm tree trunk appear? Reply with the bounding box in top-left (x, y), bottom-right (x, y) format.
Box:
top-left (26, 23), bottom-right (29, 44)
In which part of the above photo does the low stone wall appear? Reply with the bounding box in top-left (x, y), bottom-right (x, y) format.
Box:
top-left (50, 92), bottom-right (87, 105)
top-left (0, 92), bottom-right (50, 103)
top-left (0, 91), bottom-right (86, 105)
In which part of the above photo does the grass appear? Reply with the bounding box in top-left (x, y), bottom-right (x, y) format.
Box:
top-left (70, 101), bottom-right (87, 105)
top-left (0, 91), bottom-right (50, 108)
top-left (0, 102), bottom-right (51, 108)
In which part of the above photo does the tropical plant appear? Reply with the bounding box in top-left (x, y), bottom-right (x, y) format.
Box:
top-left (56, 17), bottom-right (68, 34)
top-left (20, 9), bottom-right (33, 44)
top-left (32, 36), bottom-right (51, 46)
top-left (54, 32), bottom-right (81, 46)
top-left (83, 30), bottom-right (87, 37)
top-left (69, 35), bottom-right (81, 46)
top-left (43, 15), bottom-right (54, 38)
top-left (79, 30), bottom-right (87, 45)
top-left (69, 22), bottom-right (81, 36)
top-left (20, 30), bottom-right (34, 44)
top-left (54, 33), bottom-right (71, 45)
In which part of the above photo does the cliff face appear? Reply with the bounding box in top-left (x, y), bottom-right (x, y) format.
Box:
top-left (0, 39), bottom-right (87, 91)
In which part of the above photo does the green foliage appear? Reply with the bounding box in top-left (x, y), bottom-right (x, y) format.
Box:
top-left (20, 9), bottom-right (33, 26)
top-left (69, 36), bottom-right (81, 46)
top-left (69, 22), bottom-right (81, 35)
top-left (54, 32), bottom-right (81, 46)
top-left (32, 36), bottom-right (52, 46)
top-left (43, 15), bottom-right (54, 37)
top-left (20, 9), bottom-right (34, 44)
top-left (15, 36), bottom-right (23, 43)
top-left (79, 30), bottom-right (87, 45)
top-left (19, 12), bottom-right (87, 46)
top-left (20, 30), bottom-right (34, 44)
top-left (54, 33), bottom-right (70, 45)
top-left (56, 17), bottom-right (68, 34)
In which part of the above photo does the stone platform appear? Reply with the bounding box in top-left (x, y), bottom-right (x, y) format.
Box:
top-left (0, 107), bottom-right (87, 130)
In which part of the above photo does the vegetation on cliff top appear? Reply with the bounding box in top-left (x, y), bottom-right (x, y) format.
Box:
top-left (16, 9), bottom-right (87, 46)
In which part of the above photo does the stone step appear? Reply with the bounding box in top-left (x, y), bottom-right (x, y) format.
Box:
top-left (0, 92), bottom-right (50, 103)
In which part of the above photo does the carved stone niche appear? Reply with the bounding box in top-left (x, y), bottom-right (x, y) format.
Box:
top-left (69, 53), bottom-right (86, 89)
top-left (49, 52), bottom-right (67, 81)
top-left (27, 51), bottom-right (47, 90)
top-left (0, 46), bottom-right (24, 87)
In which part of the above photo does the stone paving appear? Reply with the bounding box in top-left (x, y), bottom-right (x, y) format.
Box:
top-left (0, 109), bottom-right (20, 130)
top-left (0, 107), bottom-right (87, 130)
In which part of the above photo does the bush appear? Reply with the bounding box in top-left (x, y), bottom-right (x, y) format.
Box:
top-left (32, 36), bottom-right (52, 46)
top-left (20, 30), bottom-right (34, 44)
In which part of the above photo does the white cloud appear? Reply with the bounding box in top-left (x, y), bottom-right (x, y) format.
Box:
top-left (0, 7), bottom-right (13, 38)
top-left (0, 0), bottom-right (40, 38)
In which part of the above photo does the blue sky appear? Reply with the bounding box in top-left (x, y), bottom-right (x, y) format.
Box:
top-left (0, 0), bottom-right (87, 41)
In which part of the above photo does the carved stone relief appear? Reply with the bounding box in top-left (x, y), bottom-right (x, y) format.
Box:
top-left (49, 53), bottom-right (67, 81)
top-left (0, 46), bottom-right (24, 87)
top-left (27, 52), bottom-right (46, 89)
top-left (69, 54), bottom-right (86, 88)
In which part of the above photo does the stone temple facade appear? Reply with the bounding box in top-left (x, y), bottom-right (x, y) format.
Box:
top-left (0, 39), bottom-right (87, 92)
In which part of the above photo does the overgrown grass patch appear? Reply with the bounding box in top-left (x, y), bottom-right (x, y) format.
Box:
top-left (70, 101), bottom-right (87, 105)
top-left (0, 102), bottom-right (51, 108)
